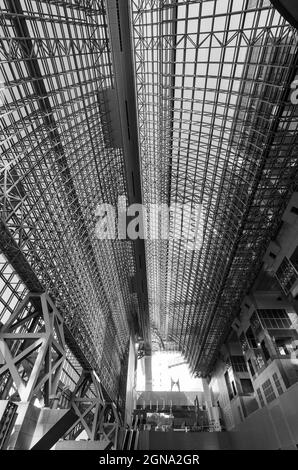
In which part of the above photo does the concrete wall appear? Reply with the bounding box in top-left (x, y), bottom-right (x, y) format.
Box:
top-left (264, 192), bottom-right (298, 274)
top-left (230, 380), bottom-right (298, 449)
top-left (139, 431), bottom-right (232, 450)
top-left (7, 402), bottom-right (40, 450)
top-left (125, 338), bottom-right (137, 426)
top-left (209, 360), bottom-right (235, 430)
top-left (0, 400), bottom-right (8, 422)
top-left (144, 356), bottom-right (152, 391)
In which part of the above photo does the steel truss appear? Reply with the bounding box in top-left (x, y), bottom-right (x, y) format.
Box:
top-left (0, 292), bottom-right (121, 448)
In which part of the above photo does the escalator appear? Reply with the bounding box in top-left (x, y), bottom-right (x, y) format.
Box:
top-left (0, 401), bottom-right (18, 449)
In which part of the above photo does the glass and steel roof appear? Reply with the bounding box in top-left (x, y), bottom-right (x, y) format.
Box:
top-left (131, 0), bottom-right (298, 375)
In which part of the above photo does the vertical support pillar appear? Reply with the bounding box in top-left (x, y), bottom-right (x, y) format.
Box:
top-left (202, 378), bottom-right (221, 431)
top-left (125, 338), bottom-right (137, 426)
top-left (144, 355), bottom-right (152, 391)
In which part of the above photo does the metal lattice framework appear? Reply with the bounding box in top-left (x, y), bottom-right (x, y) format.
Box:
top-left (0, 292), bottom-right (65, 404)
top-left (131, 0), bottom-right (298, 375)
top-left (64, 370), bottom-right (121, 448)
top-left (0, 0), bottom-right (146, 402)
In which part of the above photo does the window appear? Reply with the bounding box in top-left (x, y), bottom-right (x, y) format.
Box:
top-left (262, 379), bottom-right (276, 404)
top-left (257, 309), bottom-right (292, 330)
top-left (276, 258), bottom-right (298, 295)
top-left (256, 387), bottom-right (265, 407)
top-left (272, 372), bottom-right (283, 395)
top-left (240, 378), bottom-right (254, 394)
top-left (230, 355), bottom-right (248, 373)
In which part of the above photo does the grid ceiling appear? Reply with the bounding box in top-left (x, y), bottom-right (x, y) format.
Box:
top-left (131, 0), bottom-right (298, 375)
